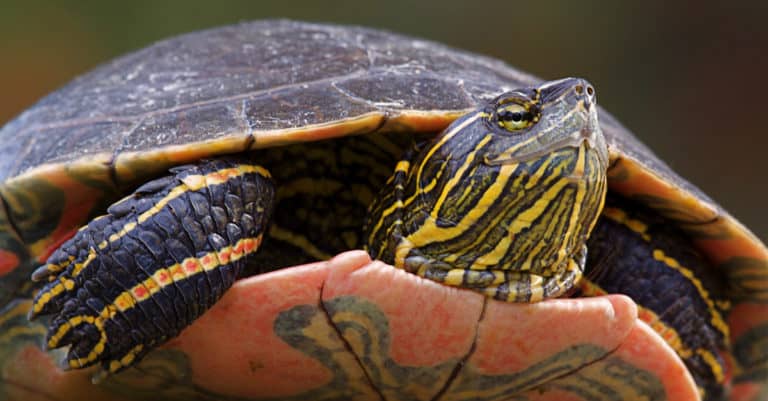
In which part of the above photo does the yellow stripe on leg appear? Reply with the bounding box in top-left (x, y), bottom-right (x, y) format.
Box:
top-left (48, 235), bottom-right (264, 368)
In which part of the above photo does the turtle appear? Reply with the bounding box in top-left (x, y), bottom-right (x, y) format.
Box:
top-left (0, 19), bottom-right (765, 401)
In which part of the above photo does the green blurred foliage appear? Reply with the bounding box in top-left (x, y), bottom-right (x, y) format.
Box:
top-left (0, 0), bottom-right (766, 240)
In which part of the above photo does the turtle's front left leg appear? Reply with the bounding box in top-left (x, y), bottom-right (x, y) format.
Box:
top-left (28, 158), bottom-right (274, 379)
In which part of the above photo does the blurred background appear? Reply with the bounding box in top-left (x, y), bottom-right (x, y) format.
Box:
top-left (0, 1), bottom-right (765, 241)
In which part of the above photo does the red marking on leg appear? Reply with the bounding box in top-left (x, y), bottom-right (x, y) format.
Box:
top-left (208, 169), bottom-right (238, 184)
top-left (638, 308), bottom-right (656, 324)
top-left (233, 242), bottom-right (245, 255)
top-left (170, 265), bottom-right (186, 279)
top-left (185, 260), bottom-right (200, 273)
top-left (144, 279), bottom-right (158, 292)
top-left (244, 239), bottom-right (257, 253)
top-left (219, 250), bottom-right (231, 264)
top-left (156, 271), bottom-right (170, 284)
top-left (133, 286), bottom-right (148, 299)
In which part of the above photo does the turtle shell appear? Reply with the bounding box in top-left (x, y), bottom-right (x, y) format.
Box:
top-left (0, 20), bottom-right (765, 401)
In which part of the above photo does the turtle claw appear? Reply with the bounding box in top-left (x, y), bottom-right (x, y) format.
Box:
top-left (45, 311), bottom-right (109, 371)
top-left (32, 215), bottom-right (113, 284)
top-left (59, 350), bottom-right (78, 371)
top-left (31, 250), bottom-right (77, 282)
top-left (96, 343), bottom-right (149, 380)
top-left (47, 321), bottom-right (74, 349)
top-left (29, 276), bottom-right (78, 319)
top-left (31, 263), bottom-right (57, 282)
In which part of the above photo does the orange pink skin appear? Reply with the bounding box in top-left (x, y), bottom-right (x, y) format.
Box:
top-left (5, 251), bottom-right (699, 401)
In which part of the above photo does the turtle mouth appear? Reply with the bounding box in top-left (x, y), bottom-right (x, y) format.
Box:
top-left (545, 101), bottom-right (602, 158)
top-left (579, 126), bottom-right (600, 151)
top-left (578, 99), bottom-right (600, 146)
top-left (485, 127), bottom-right (598, 166)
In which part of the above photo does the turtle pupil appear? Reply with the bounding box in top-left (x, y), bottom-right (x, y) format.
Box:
top-left (500, 110), bottom-right (528, 122)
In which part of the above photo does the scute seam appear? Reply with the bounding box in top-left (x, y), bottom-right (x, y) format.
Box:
top-left (430, 297), bottom-right (488, 401)
top-left (318, 280), bottom-right (386, 401)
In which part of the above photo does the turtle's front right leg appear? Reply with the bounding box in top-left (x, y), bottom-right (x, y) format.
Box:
top-left (28, 158), bottom-right (274, 379)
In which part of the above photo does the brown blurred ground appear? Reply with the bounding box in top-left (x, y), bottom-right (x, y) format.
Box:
top-left (0, 1), bottom-right (765, 241)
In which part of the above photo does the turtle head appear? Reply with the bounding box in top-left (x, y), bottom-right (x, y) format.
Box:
top-left (365, 78), bottom-right (609, 302)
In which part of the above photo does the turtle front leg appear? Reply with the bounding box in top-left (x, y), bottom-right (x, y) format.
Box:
top-left (28, 158), bottom-right (274, 378)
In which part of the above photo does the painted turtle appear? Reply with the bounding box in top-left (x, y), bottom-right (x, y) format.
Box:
top-left (0, 20), bottom-right (765, 401)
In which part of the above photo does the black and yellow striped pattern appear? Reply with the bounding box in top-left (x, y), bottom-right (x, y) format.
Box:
top-left (243, 131), bottom-right (413, 272)
top-left (582, 195), bottom-right (730, 401)
top-left (366, 78), bottom-right (608, 302)
top-left (29, 159), bottom-right (273, 375)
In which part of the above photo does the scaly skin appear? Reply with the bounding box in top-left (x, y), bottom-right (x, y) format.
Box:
top-left (606, 156), bottom-right (768, 399)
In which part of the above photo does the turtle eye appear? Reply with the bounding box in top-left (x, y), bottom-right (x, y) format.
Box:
top-left (496, 103), bottom-right (537, 132)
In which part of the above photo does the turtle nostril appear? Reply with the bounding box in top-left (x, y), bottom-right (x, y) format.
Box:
top-left (575, 84), bottom-right (584, 95)
top-left (586, 85), bottom-right (595, 97)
